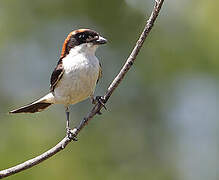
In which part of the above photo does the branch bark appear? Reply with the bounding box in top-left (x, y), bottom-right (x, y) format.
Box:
top-left (0, 0), bottom-right (164, 178)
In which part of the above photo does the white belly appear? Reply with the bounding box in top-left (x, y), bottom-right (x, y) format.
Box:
top-left (53, 52), bottom-right (100, 106)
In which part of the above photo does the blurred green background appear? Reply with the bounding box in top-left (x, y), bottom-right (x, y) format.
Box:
top-left (0, 0), bottom-right (219, 179)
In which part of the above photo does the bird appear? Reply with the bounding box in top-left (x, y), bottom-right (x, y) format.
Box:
top-left (9, 28), bottom-right (107, 135)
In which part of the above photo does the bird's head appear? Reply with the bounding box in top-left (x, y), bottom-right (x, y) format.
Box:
top-left (60, 29), bottom-right (107, 58)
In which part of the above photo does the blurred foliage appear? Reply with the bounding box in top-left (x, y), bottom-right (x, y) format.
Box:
top-left (0, 0), bottom-right (219, 180)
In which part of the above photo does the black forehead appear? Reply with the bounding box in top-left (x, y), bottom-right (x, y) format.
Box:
top-left (74, 30), bottom-right (99, 38)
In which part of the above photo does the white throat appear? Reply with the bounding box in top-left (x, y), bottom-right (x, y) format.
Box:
top-left (69, 43), bottom-right (98, 57)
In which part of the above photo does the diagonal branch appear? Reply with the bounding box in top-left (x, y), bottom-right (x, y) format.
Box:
top-left (0, 0), bottom-right (164, 178)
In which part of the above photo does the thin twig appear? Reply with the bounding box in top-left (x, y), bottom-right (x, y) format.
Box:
top-left (0, 0), bottom-right (164, 178)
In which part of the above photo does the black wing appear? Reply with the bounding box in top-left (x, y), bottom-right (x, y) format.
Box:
top-left (50, 60), bottom-right (64, 91)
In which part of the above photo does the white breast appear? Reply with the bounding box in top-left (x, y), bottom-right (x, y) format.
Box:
top-left (53, 44), bottom-right (100, 106)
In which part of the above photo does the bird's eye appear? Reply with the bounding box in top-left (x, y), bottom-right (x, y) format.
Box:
top-left (78, 34), bottom-right (85, 39)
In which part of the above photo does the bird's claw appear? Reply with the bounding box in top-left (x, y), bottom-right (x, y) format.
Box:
top-left (66, 128), bottom-right (78, 141)
top-left (94, 96), bottom-right (107, 115)
top-left (95, 96), bottom-right (107, 109)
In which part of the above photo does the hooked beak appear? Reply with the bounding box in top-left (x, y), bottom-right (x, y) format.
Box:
top-left (94, 36), bottom-right (107, 45)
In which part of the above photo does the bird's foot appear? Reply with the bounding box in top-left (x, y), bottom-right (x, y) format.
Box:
top-left (95, 96), bottom-right (107, 109)
top-left (66, 128), bottom-right (78, 141)
top-left (93, 96), bottom-right (107, 115)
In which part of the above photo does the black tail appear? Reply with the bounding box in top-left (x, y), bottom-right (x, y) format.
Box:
top-left (9, 102), bottom-right (52, 114)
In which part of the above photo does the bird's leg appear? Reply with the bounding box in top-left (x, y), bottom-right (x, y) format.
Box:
top-left (90, 95), bottom-right (107, 115)
top-left (65, 106), bottom-right (78, 141)
top-left (65, 106), bottom-right (70, 131)
top-left (90, 94), bottom-right (96, 105)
